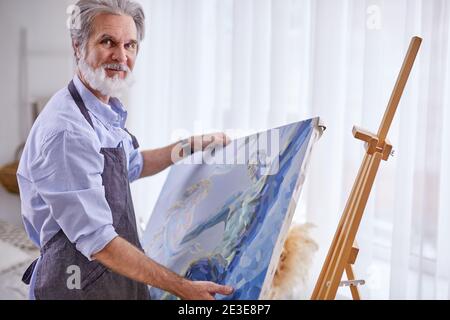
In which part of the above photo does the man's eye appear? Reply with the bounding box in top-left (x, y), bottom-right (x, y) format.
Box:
top-left (126, 43), bottom-right (137, 50)
top-left (102, 39), bottom-right (113, 47)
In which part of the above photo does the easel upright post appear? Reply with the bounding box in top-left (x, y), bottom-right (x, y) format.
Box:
top-left (311, 37), bottom-right (422, 300)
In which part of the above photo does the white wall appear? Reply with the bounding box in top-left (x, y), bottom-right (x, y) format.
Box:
top-left (0, 0), bottom-right (74, 226)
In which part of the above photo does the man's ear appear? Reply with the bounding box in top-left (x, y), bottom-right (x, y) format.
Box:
top-left (72, 40), bottom-right (81, 61)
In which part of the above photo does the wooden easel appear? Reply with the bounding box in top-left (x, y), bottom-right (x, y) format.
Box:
top-left (311, 36), bottom-right (422, 300)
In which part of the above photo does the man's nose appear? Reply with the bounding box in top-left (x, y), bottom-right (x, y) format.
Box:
top-left (112, 46), bottom-right (128, 63)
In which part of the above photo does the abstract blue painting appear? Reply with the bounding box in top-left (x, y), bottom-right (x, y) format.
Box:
top-left (141, 117), bottom-right (323, 300)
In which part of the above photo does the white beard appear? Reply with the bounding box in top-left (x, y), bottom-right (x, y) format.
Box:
top-left (78, 57), bottom-right (135, 98)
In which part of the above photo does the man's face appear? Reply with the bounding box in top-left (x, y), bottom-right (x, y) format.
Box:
top-left (81, 13), bottom-right (138, 80)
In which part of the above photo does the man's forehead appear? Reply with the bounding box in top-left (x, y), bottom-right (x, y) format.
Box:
top-left (91, 13), bottom-right (137, 41)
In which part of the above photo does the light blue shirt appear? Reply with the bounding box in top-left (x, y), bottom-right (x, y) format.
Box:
top-left (17, 75), bottom-right (143, 282)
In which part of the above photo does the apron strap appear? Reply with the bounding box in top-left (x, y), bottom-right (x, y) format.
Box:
top-left (124, 128), bottom-right (140, 150)
top-left (68, 80), bottom-right (95, 130)
top-left (22, 258), bottom-right (39, 285)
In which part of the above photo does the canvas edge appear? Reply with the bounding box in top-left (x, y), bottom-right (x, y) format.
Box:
top-left (140, 167), bottom-right (180, 250)
top-left (258, 117), bottom-right (325, 300)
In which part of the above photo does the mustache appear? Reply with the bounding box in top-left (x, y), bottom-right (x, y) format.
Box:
top-left (102, 63), bottom-right (130, 72)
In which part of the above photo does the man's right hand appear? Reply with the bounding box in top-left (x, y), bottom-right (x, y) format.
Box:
top-left (178, 280), bottom-right (234, 300)
top-left (93, 237), bottom-right (234, 300)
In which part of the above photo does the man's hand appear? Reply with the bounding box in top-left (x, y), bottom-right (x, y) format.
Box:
top-left (140, 132), bottom-right (231, 178)
top-left (177, 280), bottom-right (234, 300)
top-left (93, 237), bottom-right (234, 300)
top-left (190, 132), bottom-right (231, 153)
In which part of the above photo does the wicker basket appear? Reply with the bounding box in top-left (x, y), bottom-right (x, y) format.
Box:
top-left (0, 161), bottom-right (20, 194)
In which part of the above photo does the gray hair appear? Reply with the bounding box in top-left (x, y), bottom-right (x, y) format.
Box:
top-left (69, 0), bottom-right (145, 61)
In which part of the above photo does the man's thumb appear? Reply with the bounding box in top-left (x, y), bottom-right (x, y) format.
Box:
top-left (213, 284), bottom-right (234, 295)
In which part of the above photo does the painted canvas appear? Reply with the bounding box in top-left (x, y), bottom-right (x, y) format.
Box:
top-left (141, 117), bottom-right (324, 300)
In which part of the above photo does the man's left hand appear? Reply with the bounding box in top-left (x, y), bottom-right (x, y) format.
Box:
top-left (191, 132), bottom-right (231, 153)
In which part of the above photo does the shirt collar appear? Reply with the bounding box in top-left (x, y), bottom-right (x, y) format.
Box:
top-left (72, 75), bottom-right (128, 128)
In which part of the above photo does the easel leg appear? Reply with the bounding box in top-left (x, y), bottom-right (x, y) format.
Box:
top-left (345, 264), bottom-right (361, 300)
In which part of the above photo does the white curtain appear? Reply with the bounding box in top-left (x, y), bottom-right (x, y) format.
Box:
top-left (128, 0), bottom-right (450, 300)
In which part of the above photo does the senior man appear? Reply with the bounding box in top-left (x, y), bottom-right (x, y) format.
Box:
top-left (17, 0), bottom-right (233, 300)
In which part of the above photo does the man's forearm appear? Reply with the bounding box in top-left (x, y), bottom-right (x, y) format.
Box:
top-left (93, 236), bottom-right (189, 298)
top-left (139, 133), bottom-right (230, 179)
top-left (139, 141), bottom-right (185, 178)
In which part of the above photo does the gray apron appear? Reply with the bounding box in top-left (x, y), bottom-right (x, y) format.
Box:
top-left (22, 80), bottom-right (150, 300)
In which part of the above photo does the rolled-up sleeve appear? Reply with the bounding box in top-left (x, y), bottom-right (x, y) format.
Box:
top-left (29, 130), bottom-right (118, 261)
top-left (128, 148), bottom-right (143, 183)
